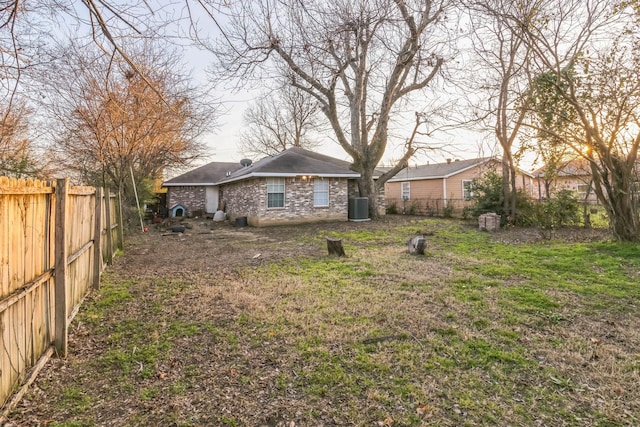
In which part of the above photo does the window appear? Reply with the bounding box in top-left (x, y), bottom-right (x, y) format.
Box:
top-left (576, 184), bottom-right (590, 197)
top-left (401, 182), bottom-right (410, 200)
top-left (313, 179), bottom-right (329, 207)
top-left (267, 178), bottom-right (285, 208)
top-left (462, 180), bottom-right (474, 201)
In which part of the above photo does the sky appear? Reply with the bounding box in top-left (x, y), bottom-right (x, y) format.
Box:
top-left (193, 76), bottom-right (498, 171)
top-left (178, 6), bottom-right (501, 173)
top-left (43, 1), bottom-right (512, 176)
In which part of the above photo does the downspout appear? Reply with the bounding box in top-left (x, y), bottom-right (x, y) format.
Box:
top-left (442, 178), bottom-right (447, 207)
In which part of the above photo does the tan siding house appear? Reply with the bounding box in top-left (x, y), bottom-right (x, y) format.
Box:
top-left (532, 159), bottom-right (598, 203)
top-left (385, 158), bottom-right (534, 215)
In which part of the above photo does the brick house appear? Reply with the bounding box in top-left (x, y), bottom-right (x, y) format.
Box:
top-left (163, 161), bottom-right (243, 217)
top-left (163, 147), bottom-right (385, 226)
top-left (385, 157), bottom-right (534, 215)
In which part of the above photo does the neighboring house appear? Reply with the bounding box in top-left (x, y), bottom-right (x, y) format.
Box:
top-left (163, 161), bottom-right (243, 217)
top-left (532, 159), bottom-right (598, 203)
top-left (385, 157), bottom-right (535, 215)
top-left (163, 147), bottom-right (385, 226)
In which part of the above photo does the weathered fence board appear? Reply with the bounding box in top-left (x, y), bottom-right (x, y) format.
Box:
top-left (0, 177), bottom-right (122, 410)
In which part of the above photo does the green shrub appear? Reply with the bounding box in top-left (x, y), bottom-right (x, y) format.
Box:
top-left (443, 200), bottom-right (455, 218)
top-left (468, 171), bottom-right (504, 218)
top-left (408, 201), bottom-right (421, 215)
top-left (535, 189), bottom-right (581, 229)
top-left (386, 202), bottom-right (398, 214)
top-left (511, 191), bottom-right (538, 227)
top-left (465, 171), bottom-right (540, 226)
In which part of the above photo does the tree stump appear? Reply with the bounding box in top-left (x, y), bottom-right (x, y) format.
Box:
top-left (327, 238), bottom-right (346, 257)
top-left (407, 235), bottom-right (426, 255)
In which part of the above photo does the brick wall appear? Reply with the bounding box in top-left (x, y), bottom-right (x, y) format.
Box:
top-left (166, 186), bottom-right (206, 216)
top-left (224, 177), bottom-right (352, 226)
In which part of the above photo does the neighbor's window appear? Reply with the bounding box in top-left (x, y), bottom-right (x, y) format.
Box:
top-left (313, 179), bottom-right (329, 207)
top-left (267, 178), bottom-right (285, 208)
top-left (462, 180), bottom-right (473, 201)
top-left (401, 182), bottom-right (410, 200)
top-left (576, 183), bottom-right (590, 197)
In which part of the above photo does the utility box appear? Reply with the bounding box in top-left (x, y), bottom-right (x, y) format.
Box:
top-left (348, 197), bottom-right (370, 221)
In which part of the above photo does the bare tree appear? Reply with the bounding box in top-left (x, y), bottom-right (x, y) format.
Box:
top-left (465, 0), bottom-right (538, 223)
top-left (0, 101), bottom-right (56, 178)
top-left (512, 0), bottom-right (640, 241)
top-left (193, 0), bottom-right (453, 218)
top-left (45, 41), bottom-right (215, 206)
top-left (238, 84), bottom-right (322, 158)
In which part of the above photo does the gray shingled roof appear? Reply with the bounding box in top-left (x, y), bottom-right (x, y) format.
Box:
top-left (163, 162), bottom-right (243, 186)
top-left (532, 159), bottom-right (592, 177)
top-left (387, 157), bottom-right (497, 182)
top-left (216, 147), bottom-right (360, 185)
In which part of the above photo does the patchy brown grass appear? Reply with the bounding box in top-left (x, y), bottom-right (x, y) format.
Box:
top-left (4, 216), bottom-right (639, 426)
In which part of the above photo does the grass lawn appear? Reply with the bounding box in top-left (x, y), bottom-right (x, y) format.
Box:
top-left (7, 217), bottom-right (640, 426)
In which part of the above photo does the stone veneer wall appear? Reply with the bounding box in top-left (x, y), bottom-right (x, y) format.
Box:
top-left (224, 177), bottom-right (351, 226)
top-left (166, 186), bottom-right (206, 216)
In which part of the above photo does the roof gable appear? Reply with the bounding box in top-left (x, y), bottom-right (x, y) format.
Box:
top-left (533, 159), bottom-right (592, 178)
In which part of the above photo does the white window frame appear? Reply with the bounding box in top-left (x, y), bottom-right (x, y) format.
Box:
top-left (267, 178), bottom-right (285, 208)
top-left (313, 179), bottom-right (329, 207)
top-left (401, 182), bottom-right (410, 200)
top-left (462, 180), bottom-right (473, 201)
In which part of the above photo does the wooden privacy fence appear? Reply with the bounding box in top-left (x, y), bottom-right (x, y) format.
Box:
top-left (0, 177), bottom-right (123, 411)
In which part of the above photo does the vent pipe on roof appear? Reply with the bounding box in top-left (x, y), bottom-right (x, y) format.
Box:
top-left (446, 158), bottom-right (452, 164)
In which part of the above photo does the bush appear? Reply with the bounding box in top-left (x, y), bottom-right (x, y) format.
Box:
top-left (466, 171), bottom-right (538, 227)
top-left (512, 191), bottom-right (538, 227)
top-left (443, 200), bottom-right (455, 218)
top-left (535, 189), bottom-right (581, 229)
top-left (468, 171), bottom-right (504, 218)
top-left (406, 201), bottom-right (420, 215)
top-left (386, 202), bottom-right (398, 214)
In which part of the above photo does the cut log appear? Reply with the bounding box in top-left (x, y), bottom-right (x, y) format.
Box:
top-left (171, 225), bottom-right (186, 233)
top-left (407, 235), bottom-right (426, 255)
top-left (327, 238), bottom-right (346, 257)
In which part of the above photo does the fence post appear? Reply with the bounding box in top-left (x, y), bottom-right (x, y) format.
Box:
top-left (92, 187), bottom-right (103, 289)
top-left (116, 191), bottom-right (124, 251)
top-left (54, 178), bottom-right (68, 357)
top-left (104, 188), bottom-right (113, 266)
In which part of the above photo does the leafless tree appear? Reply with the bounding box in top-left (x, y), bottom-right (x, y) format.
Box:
top-left (238, 84), bottom-right (323, 158)
top-left (465, 0), bottom-right (538, 223)
top-left (0, 101), bottom-right (54, 178)
top-left (511, 0), bottom-right (640, 241)
top-left (192, 0), bottom-right (454, 218)
top-left (45, 41), bottom-right (215, 206)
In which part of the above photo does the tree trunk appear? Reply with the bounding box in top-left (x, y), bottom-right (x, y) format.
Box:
top-left (509, 166), bottom-right (517, 223)
top-left (582, 181), bottom-right (593, 229)
top-left (590, 158), bottom-right (640, 242)
top-left (358, 168), bottom-right (379, 220)
top-left (327, 238), bottom-right (345, 257)
top-left (501, 155), bottom-right (512, 222)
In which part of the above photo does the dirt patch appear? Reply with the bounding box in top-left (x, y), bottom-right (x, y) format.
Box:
top-left (491, 225), bottom-right (611, 244)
